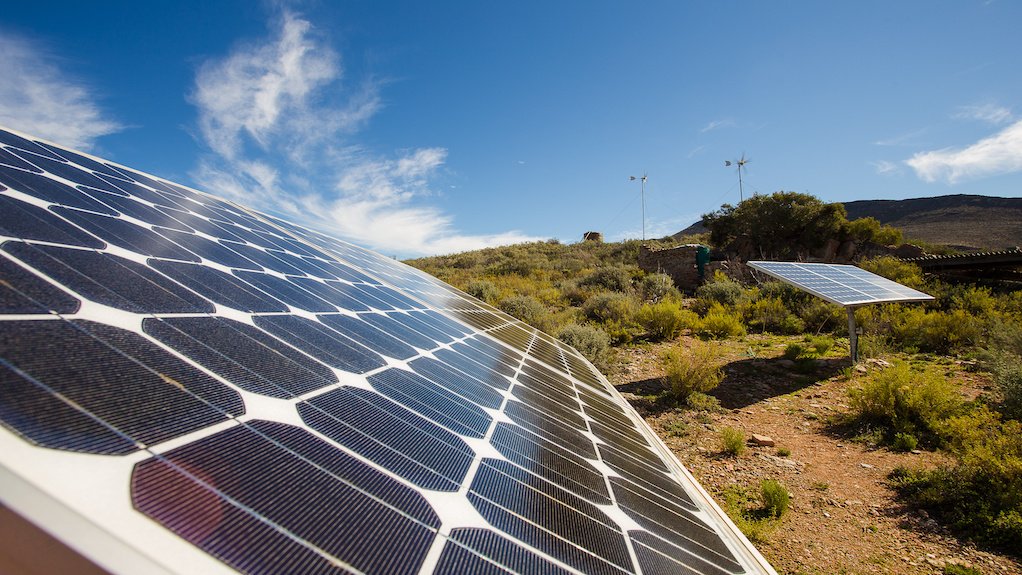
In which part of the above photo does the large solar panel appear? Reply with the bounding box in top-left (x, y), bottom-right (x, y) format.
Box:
top-left (748, 261), bottom-right (933, 307)
top-left (0, 125), bottom-right (774, 574)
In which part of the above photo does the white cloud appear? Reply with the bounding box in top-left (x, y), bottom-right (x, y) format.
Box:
top-left (700, 119), bottom-right (733, 133)
top-left (0, 35), bottom-right (120, 149)
top-left (953, 103), bottom-right (1012, 125)
top-left (191, 13), bottom-right (540, 257)
top-left (872, 160), bottom-right (899, 175)
top-left (905, 119), bottom-right (1022, 184)
top-left (873, 129), bottom-right (927, 147)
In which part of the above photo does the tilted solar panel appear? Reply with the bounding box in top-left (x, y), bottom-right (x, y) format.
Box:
top-left (0, 126), bottom-right (774, 574)
top-left (747, 261), bottom-right (933, 307)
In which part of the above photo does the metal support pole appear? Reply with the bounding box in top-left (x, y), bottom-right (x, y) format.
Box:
top-left (847, 308), bottom-right (858, 364)
top-left (640, 176), bottom-right (646, 241)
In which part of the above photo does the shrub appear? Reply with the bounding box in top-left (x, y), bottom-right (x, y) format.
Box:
top-left (639, 273), bottom-right (679, 303)
top-left (892, 408), bottom-right (1022, 549)
top-left (557, 324), bottom-right (610, 370)
top-left (685, 391), bottom-right (723, 412)
top-left (859, 256), bottom-right (925, 289)
top-left (760, 480), bottom-right (790, 518)
top-left (746, 297), bottom-right (793, 333)
top-left (848, 362), bottom-right (964, 444)
top-left (892, 432), bottom-right (918, 452)
top-left (782, 344), bottom-right (805, 360)
top-left (579, 266), bottom-right (632, 293)
top-left (582, 291), bottom-right (636, 324)
top-left (465, 280), bottom-right (499, 303)
top-left (695, 276), bottom-right (744, 311)
top-left (806, 335), bottom-right (834, 357)
top-left (720, 427), bottom-right (746, 456)
top-left (893, 308), bottom-right (981, 354)
top-left (498, 295), bottom-right (548, 328)
top-left (698, 303), bottom-right (746, 340)
top-left (636, 300), bottom-right (695, 341)
top-left (775, 447), bottom-right (791, 457)
top-left (992, 356), bottom-right (1022, 421)
top-left (799, 299), bottom-right (846, 334)
top-left (663, 341), bottom-right (724, 400)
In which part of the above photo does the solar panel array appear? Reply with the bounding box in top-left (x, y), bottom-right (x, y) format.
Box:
top-left (747, 261), bottom-right (933, 307)
top-left (0, 126), bottom-right (773, 575)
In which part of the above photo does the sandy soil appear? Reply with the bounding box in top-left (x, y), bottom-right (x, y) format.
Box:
top-left (608, 334), bottom-right (1022, 575)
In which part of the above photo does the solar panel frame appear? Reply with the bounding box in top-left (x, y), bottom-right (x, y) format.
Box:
top-left (748, 260), bottom-right (933, 307)
top-left (0, 125), bottom-right (776, 575)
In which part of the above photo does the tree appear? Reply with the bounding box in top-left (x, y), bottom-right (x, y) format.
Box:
top-left (702, 192), bottom-right (847, 259)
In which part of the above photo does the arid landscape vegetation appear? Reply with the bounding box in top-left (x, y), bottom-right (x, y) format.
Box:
top-left (408, 193), bottom-right (1022, 575)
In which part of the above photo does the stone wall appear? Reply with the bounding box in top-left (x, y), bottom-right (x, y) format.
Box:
top-left (638, 244), bottom-right (722, 292)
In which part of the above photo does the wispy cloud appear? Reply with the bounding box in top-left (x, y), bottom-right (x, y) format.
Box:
top-left (905, 119), bottom-right (1022, 184)
top-left (953, 103), bottom-right (1012, 125)
top-left (873, 128), bottom-right (927, 147)
top-left (191, 13), bottom-right (538, 256)
top-left (700, 119), bottom-right (733, 133)
top-left (0, 34), bottom-right (120, 149)
top-left (872, 160), bottom-right (899, 175)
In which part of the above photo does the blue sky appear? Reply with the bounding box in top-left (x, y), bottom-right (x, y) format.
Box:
top-left (2, 1), bottom-right (1020, 257)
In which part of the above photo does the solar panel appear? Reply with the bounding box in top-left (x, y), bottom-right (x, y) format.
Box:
top-left (747, 261), bottom-right (933, 307)
top-left (0, 125), bottom-right (774, 574)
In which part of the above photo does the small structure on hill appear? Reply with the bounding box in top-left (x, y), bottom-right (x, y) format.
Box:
top-left (582, 231), bottom-right (603, 242)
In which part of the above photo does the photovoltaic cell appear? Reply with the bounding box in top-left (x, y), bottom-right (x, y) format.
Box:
top-left (0, 126), bottom-right (768, 575)
top-left (748, 260), bottom-right (932, 306)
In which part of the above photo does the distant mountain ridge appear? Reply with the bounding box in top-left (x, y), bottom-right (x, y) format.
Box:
top-left (676, 194), bottom-right (1022, 251)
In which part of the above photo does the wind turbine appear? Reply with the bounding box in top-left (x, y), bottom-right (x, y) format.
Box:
top-left (724, 153), bottom-right (749, 202)
top-left (630, 174), bottom-right (647, 240)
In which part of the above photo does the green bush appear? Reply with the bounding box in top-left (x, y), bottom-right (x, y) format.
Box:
top-left (893, 308), bottom-right (982, 354)
top-left (760, 479), bottom-right (790, 518)
top-left (636, 300), bottom-right (695, 341)
top-left (992, 357), bottom-right (1022, 421)
top-left (557, 323), bottom-right (610, 370)
top-left (892, 432), bottom-right (918, 452)
top-left (685, 390), bottom-right (722, 412)
top-left (698, 303), bottom-right (746, 340)
top-left (799, 299), bottom-right (846, 334)
top-left (892, 408), bottom-right (1022, 549)
top-left (579, 266), bottom-right (632, 293)
top-left (465, 280), bottom-right (499, 303)
top-left (663, 341), bottom-right (724, 400)
top-left (639, 273), bottom-right (679, 303)
top-left (695, 276), bottom-right (744, 311)
top-left (720, 427), bottom-right (746, 456)
top-left (498, 295), bottom-right (548, 328)
top-left (859, 256), bottom-right (925, 289)
top-left (806, 335), bottom-right (834, 357)
top-left (848, 362), bottom-right (964, 444)
top-left (782, 344), bottom-right (804, 360)
top-left (746, 297), bottom-right (799, 334)
top-left (582, 291), bottom-right (636, 324)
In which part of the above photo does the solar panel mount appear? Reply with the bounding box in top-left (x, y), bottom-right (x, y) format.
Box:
top-left (0, 125), bottom-right (776, 575)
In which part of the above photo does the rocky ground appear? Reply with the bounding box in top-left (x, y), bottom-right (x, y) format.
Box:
top-left (608, 334), bottom-right (1022, 575)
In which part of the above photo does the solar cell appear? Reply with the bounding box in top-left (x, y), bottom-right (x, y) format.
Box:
top-left (748, 260), bottom-right (933, 306)
top-left (0, 126), bottom-right (773, 575)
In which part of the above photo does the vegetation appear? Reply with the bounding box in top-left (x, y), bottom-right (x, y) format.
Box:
top-left (723, 480), bottom-right (791, 543)
top-left (719, 427), bottom-right (746, 456)
top-left (663, 341), bottom-right (724, 401)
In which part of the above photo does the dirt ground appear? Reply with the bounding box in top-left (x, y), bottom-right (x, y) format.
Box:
top-left (608, 334), bottom-right (1022, 575)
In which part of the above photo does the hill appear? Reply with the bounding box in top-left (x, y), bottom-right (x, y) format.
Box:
top-left (676, 194), bottom-right (1022, 250)
top-left (842, 194), bottom-right (1022, 250)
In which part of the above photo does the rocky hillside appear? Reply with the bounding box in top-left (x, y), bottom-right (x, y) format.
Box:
top-left (677, 194), bottom-right (1022, 251)
top-left (842, 194), bottom-right (1022, 251)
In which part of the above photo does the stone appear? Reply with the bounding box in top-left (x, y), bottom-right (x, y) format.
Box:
top-left (750, 433), bottom-right (775, 447)
top-left (860, 463), bottom-right (875, 469)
